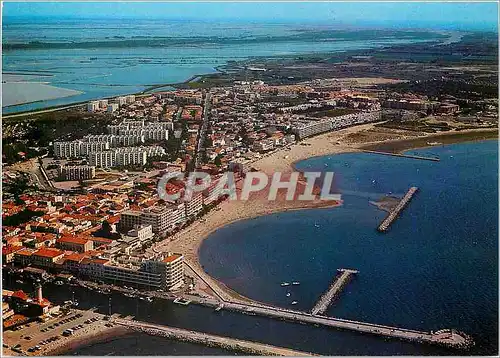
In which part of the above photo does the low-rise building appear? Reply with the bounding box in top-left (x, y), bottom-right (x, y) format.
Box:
top-left (56, 236), bottom-right (93, 253)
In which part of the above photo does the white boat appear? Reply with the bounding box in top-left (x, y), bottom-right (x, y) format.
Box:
top-left (292, 281), bottom-right (300, 285)
top-left (314, 224), bottom-right (320, 228)
top-left (291, 301), bottom-right (298, 305)
top-left (173, 297), bottom-right (191, 306)
top-left (280, 282), bottom-right (290, 287)
top-left (286, 292), bottom-right (291, 297)
top-left (146, 297), bottom-right (153, 303)
top-left (139, 297), bottom-right (145, 301)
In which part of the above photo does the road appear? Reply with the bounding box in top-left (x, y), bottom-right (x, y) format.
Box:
top-left (194, 91), bottom-right (211, 168)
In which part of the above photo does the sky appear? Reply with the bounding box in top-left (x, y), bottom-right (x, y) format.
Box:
top-left (2, 2), bottom-right (499, 31)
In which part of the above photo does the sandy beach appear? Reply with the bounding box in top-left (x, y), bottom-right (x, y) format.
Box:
top-left (43, 325), bottom-right (129, 356)
top-left (154, 123), bottom-right (497, 302)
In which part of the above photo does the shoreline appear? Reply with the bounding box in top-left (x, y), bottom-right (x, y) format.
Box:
top-left (44, 325), bottom-right (130, 356)
top-left (160, 126), bottom-right (497, 303)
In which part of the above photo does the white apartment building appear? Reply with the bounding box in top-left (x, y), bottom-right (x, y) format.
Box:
top-left (126, 225), bottom-right (154, 242)
top-left (141, 253), bottom-right (184, 290)
top-left (165, 203), bottom-right (187, 228)
top-left (144, 128), bottom-right (169, 142)
top-left (58, 165), bottom-right (96, 181)
top-left (119, 211), bottom-right (143, 231)
top-left (117, 96), bottom-right (127, 107)
top-left (107, 125), bottom-right (130, 135)
top-left (115, 149), bottom-right (147, 167)
top-left (119, 204), bottom-right (187, 235)
top-left (107, 103), bottom-right (119, 112)
top-left (79, 254), bottom-right (183, 290)
top-left (122, 119), bottom-right (145, 127)
top-left (54, 140), bottom-right (109, 158)
top-left (53, 141), bottom-right (83, 158)
top-left (87, 101), bottom-right (100, 112)
top-left (252, 138), bottom-right (275, 152)
top-left (185, 192), bottom-right (203, 218)
top-left (88, 146), bottom-right (165, 168)
top-left (203, 179), bottom-right (224, 206)
top-left (292, 111), bottom-right (382, 139)
top-left (89, 150), bottom-right (115, 168)
top-left (85, 134), bottom-right (144, 147)
top-left (99, 99), bottom-right (109, 109)
top-left (141, 206), bottom-right (171, 234)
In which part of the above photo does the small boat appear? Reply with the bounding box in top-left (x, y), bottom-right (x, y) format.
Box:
top-left (314, 223), bottom-right (320, 228)
top-left (286, 292), bottom-right (291, 297)
top-left (146, 297), bottom-right (153, 303)
top-left (280, 282), bottom-right (290, 287)
top-left (292, 281), bottom-right (300, 286)
top-left (54, 281), bottom-right (64, 286)
top-left (15, 280), bottom-right (24, 284)
top-left (139, 297), bottom-right (145, 301)
top-left (215, 303), bottom-right (224, 312)
top-left (72, 301), bottom-right (79, 307)
top-left (123, 293), bottom-right (136, 298)
top-left (173, 297), bottom-right (191, 306)
top-left (291, 301), bottom-right (298, 305)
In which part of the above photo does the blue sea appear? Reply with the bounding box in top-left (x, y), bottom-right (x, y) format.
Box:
top-left (2, 18), bottom-right (446, 113)
top-left (199, 140), bottom-right (498, 355)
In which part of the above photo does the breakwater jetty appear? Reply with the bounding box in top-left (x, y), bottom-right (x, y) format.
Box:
top-left (311, 268), bottom-right (359, 315)
top-left (210, 299), bottom-right (473, 350)
top-left (361, 150), bottom-right (440, 162)
top-left (80, 278), bottom-right (473, 351)
top-left (113, 318), bottom-right (317, 356)
top-left (377, 187), bottom-right (419, 232)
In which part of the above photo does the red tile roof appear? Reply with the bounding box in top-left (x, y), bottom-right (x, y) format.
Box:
top-left (33, 247), bottom-right (64, 258)
top-left (12, 290), bottom-right (29, 301)
top-left (163, 254), bottom-right (182, 263)
top-left (57, 236), bottom-right (90, 245)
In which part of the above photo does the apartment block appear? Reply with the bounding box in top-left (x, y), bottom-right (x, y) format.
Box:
top-left (87, 101), bottom-right (100, 112)
top-left (58, 165), bottom-right (96, 181)
top-left (185, 192), bottom-right (203, 218)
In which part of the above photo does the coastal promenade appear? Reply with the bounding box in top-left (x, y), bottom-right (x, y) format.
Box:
top-left (113, 318), bottom-right (317, 356)
top-left (378, 187), bottom-right (419, 232)
top-left (311, 268), bottom-right (359, 315)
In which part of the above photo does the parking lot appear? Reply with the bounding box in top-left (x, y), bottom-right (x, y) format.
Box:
top-left (2, 308), bottom-right (113, 356)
